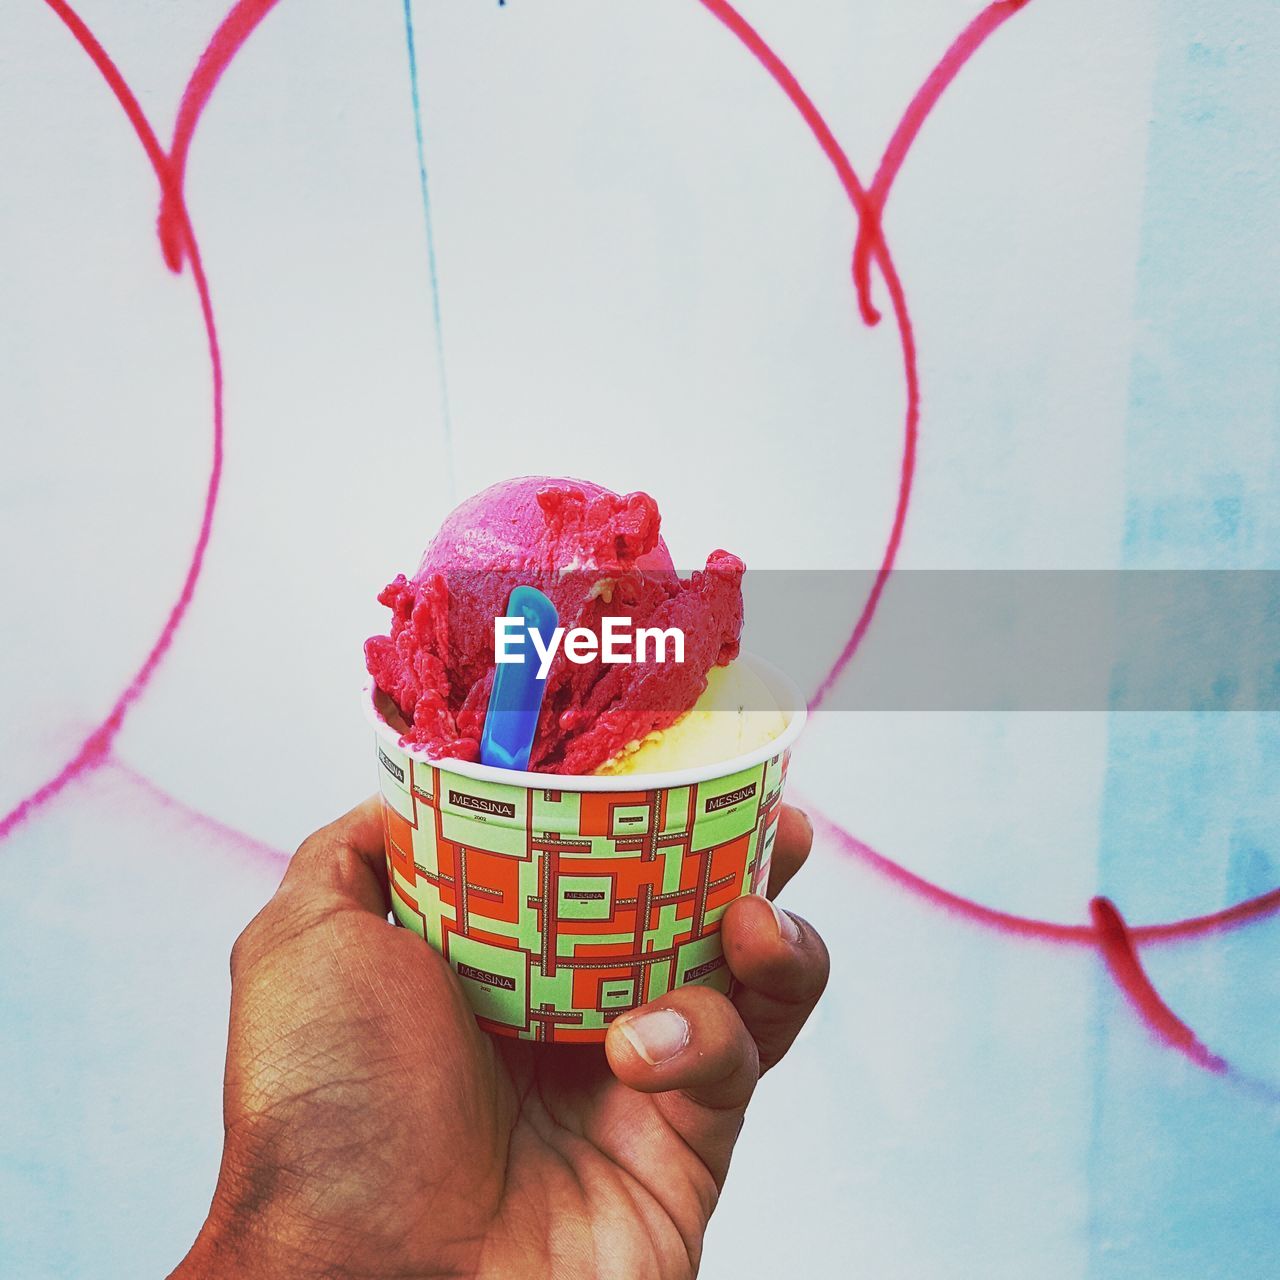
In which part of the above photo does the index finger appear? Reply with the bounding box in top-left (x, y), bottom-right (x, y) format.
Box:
top-left (277, 794), bottom-right (391, 918)
top-left (766, 803), bottom-right (813, 899)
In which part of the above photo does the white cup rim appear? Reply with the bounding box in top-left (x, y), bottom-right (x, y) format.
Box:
top-left (363, 652), bottom-right (806, 792)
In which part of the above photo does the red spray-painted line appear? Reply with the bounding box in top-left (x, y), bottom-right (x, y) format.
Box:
top-left (700, 6), bottom-right (1037, 712)
top-left (707, 1), bottom-right (1279, 1076)
top-left (806, 804), bottom-right (1096, 943)
top-left (1131, 887), bottom-right (1280, 943)
top-left (696, 0), bottom-right (917, 713)
top-left (806, 799), bottom-right (1280, 949)
top-left (108, 757), bottom-right (287, 868)
top-left (808, 254), bottom-right (917, 712)
top-left (809, 804), bottom-right (1243, 1073)
top-left (158, 0), bottom-right (282, 271)
top-left (852, 1), bottom-right (1032, 321)
top-left (696, 1), bottom-right (876, 269)
top-left (0, 0), bottom-right (227, 844)
top-left (8, 0), bottom-right (1275, 1080)
top-left (1091, 897), bottom-right (1228, 1073)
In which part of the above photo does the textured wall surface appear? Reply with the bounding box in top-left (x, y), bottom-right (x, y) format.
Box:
top-left (1, 3), bottom-right (1277, 1277)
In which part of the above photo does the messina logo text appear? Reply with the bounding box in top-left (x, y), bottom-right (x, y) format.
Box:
top-left (449, 789), bottom-right (517, 819)
top-left (706, 783), bottom-right (757, 813)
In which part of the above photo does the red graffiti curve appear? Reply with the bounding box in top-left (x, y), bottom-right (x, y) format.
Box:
top-left (0, 0), bottom-right (230, 842)
top-left (806, 805), bottom-right (1095, 944)
top-left (158, 0), bottom-right (282, 271)
top-left (697, 0), bottom-right (918, 714)
top-left (5, 0), bottom-right (1276, 1081)
top-left (807, 805), bottom-right (1270, 1074)
top-left (807, 803), bottom-right (1280, 949)
top-left (1091, 897), bottom-right (1228, 1073)
top-left (108, 759), bottom-right (288, 869)
top-left (851, 1), bottom-right (1032, 323)
top-left (703, 0), bottom-right (1279, 1077)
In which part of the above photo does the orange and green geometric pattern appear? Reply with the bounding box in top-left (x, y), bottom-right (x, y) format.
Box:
top-left (374, 739), bottom-right (790, 1042)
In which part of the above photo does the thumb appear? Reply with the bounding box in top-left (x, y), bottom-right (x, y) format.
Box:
top-left (604, 984), bottom-right (760, 1187)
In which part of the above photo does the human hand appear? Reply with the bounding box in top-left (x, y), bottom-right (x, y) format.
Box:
top-left (171, 796), bottom-right (827, 1280)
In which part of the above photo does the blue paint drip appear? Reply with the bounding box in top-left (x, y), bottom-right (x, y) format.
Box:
top-left (402, 0), bottom-right (456, 500)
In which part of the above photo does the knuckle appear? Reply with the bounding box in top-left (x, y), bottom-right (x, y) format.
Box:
top-left (228, 901), bottom-right (281, 979)
top-left (331, 840), bottom-right (373, 893)
top-left (679, 981), bottom-right (730, 1017)
top-left (228, 917), bottom-right (258, 978)
top-left (795, 807), bottom-right (815, 849)
top-left (787, 917), bottom-right (831, 1000)
top-left (687, 992), bottom-right (757, 1069)
top-left (291, 831), bottom-right (323, 869)
top-left (748, 914), bottom-right (829, 1004)
top-left (779, 804), bottom-right (814, 853)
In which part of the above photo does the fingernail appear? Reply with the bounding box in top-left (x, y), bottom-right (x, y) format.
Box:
top-left (770, 898), bottom-right (802, 944)
top-left (619, 1008), bottom-right (690, 1065)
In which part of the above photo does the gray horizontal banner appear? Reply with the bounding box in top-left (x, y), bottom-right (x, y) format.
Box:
top-left (395, 569), bottom-right (1280, 712)
top-left (741, 570), bottom-right (1280, 711)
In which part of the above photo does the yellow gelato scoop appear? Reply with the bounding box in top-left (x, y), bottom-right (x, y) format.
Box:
top-left (595, 661), bottom-right (789, 776)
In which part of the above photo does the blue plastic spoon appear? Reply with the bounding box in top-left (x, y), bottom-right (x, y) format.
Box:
top-left (479, 585), bottom-right (558, 771)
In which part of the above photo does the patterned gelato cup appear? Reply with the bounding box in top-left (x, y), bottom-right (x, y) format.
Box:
top-left (364, 655), bottom-right (806, 1043)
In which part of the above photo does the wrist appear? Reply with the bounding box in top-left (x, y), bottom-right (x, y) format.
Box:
top-left (168, 1222), bottom-right (247, 1280)
top-left (169, 1213), bottom-right (275, 1280)
top-left (168, 1197), bottom-right (326, 1280)
top-left (170, 1186), bottom-right (488, 1280)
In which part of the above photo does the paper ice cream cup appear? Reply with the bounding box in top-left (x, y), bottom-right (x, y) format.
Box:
top-left (363, 654), bottom-right (806, 1043)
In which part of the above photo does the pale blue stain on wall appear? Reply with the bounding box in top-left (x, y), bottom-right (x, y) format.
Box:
top-left (1090, 3), bottom-right (1280, 1277)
